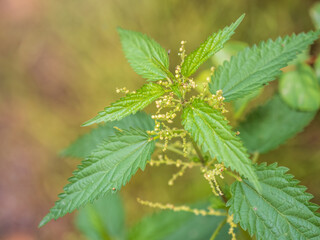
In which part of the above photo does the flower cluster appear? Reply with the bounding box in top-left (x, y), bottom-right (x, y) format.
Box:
top-left (227, 214), bottom-right (237, 240)
top-left (202, 163), bottom-right (225, 196)
top-left (115, 87), bottom-right (130, 94)
top-left (137, 198), bottom-right (226, 217)
top-left (149, 154), bottom-right (202, 186)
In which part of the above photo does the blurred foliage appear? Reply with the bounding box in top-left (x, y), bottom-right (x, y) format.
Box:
top-left (310, 2), bottom-right (320, 29)
top-left (0, 0), bottom-right (320, 239)
top-left (279, 63), bottom-right (320, 111)
top-left (76, 195), bottom-right (126, 240)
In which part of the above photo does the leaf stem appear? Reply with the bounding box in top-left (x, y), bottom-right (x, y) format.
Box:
top-left (191, 140), bottom-right (205, 164)
top-left (210, 218), bottom-right (227, 240)
top-left (225, 170), bottom-right (242, 182)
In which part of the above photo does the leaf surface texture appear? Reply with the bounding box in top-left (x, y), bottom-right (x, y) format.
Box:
top-left (40, 129), bottom-right (155, 227)
top-left (227, 163), bottom-right (320, 240)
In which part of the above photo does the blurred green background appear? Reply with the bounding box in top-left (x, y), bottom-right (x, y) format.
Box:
top-left (1, 0), bottom-right (320, 239)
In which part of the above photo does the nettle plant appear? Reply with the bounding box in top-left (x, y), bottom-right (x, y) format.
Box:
top-left (40, 14), bottom-right (320, 239)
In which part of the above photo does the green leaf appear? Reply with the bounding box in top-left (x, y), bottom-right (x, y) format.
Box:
top-left (118, 27), bottom-right (170, 81)
top-left (83, 83), bottom-right (164, 126)
top-left (209, 196), bottom-right (226, 210)
top-left (227, 163), bottom-right (320, 240)
top-left (76, 194), bottom-right (126, 240)
top-left (39, 129), bottom-right (155, 227)
top-left (129, 204), bottom-right (230, 240)
top-left (279, 63), bottom-right (320, 111)
top-left (209, 31), bottom-right (320, 101)
top-left (238, 94), bottom-right (316, 154)
top-left (287, 48), bottom-right (310, 66)
top-left (209, 40), bottom-right (260, 119)
top-left (310, 2), bottom-right (320, 29)
top-left (181, 14), bottom-right (245, 78)
top-left (62, 112), bottom-right (154, 159)
top-left (182, 100), bottom-right (259, 189)
top-left (171, 84), bottom-right (183, 99)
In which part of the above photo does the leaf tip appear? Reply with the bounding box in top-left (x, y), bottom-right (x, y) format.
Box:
top-left (38, 214), bottom-right (52, 228)
top-left (235, 13), bottom-right (245, 26)
top-left (239, 13), bottom-right (246, 21)
top-left (81, 118), bottom-right (95, 127)
top-left (116, 26), bottom-right (125, 34)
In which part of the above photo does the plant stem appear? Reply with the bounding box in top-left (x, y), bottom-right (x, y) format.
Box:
top-left (210, 218), bottom-right (227, 240)
top-left (191, 140), bottom-right (205, 164)
top-left (225, 170), bottom-right (242, 182)
top-left (155, 143), bottom-right (185, 157)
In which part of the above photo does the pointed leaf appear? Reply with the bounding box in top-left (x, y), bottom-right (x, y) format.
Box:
top-left (227, 163), bottom-right (320, 240)
top-left (210, 31), bottom-right (320, 101)
top-left (63, 112), bottom-right (154, 159)
top-left (182, 100), bottom-right (259, 189)
top-left (279, 63), bottom-right (320, 111)
top-left (39, 129), bottom-right (155, 227)
top-left (181, 14), bottom-right (244, 78)
top-left (118, 27), bottom-right (170, 81)
top-left (83, 83), bottom-right (164, 126)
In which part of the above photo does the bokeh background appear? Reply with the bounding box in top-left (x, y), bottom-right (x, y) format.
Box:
top-left (1, 0), bottom-right (320, 239)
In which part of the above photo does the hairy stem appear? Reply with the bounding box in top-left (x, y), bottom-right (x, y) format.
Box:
top-left (210, 218), bottom-right (227, 240)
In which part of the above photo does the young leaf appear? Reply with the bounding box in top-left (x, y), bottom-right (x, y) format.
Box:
top-left (181, 14), bottom-right (244, 78)
top-left (182, 100), bottom-right (259, 189)
top-left (209, 31), bottom-right (320, 101)
top-left (83, 83), bottom-right (164, 126)
top-left (118, 27), bottom-right (170, 81)
top-left (279, 63), bottom-right (320, 111)
top-left (62, 112), bottom-right (154, 159)
top-left (227, 163), bottom-right (320, 240)
top-left (39, 129), bottom-right (155, 227)
top-left (76, 194), bottom-right (126, 240)
top-left (129, 205), bottom-right (230, 240)
top-left (238, 94), bottom-right (316, 154)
